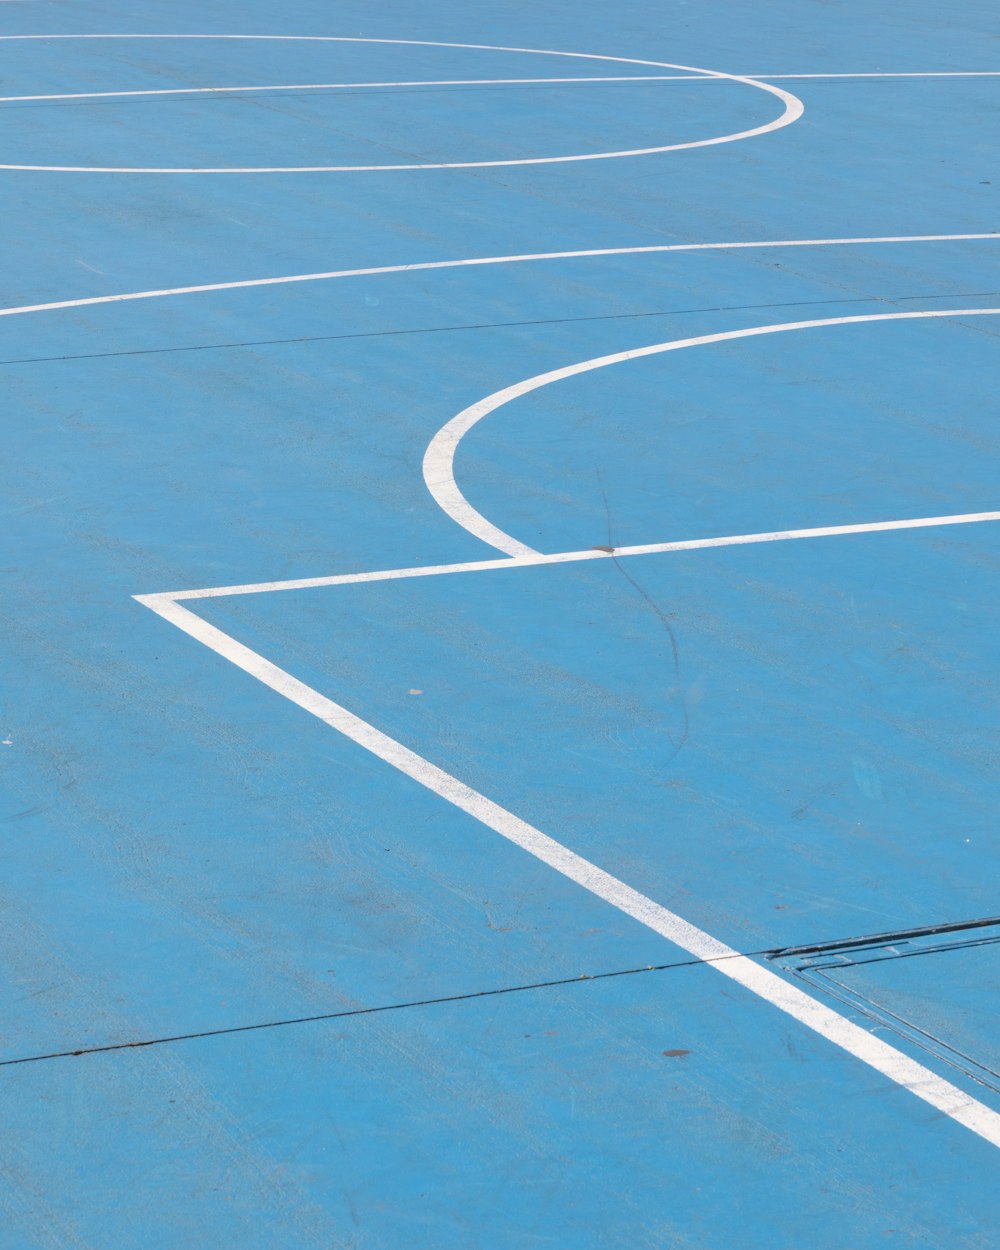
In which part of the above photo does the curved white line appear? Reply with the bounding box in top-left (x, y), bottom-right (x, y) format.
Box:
top-left (2, 232), bottom-right (996, 320)
top-left (422, 307), bottom-right (1000, 557)
top-left (0, 35), bottom-right (803, 172)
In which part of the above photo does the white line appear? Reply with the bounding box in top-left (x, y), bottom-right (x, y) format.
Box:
top-left (134, 593), bottom-right (1000, 1150)
top-left (2, 233), bottom-right (997, 321)
top-left (160, 511), bottom-right (1000, 601)
top-left (746, 71), bottom-right (1000, 79)
top-left (2, 72), bottom-right (997, 102)
top-left (0, 75), bottom-right (705, 103)
top-left (423, 308), bottom-right (1000, 557)
top-left (0, 34), bottom-right (802, 172)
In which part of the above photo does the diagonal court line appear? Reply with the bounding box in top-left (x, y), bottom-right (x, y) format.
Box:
top-left (159, 510), bottom-right (1000, 600)
top-left (2, 233), bottom-right (998, 321)
top-left (133, 590), bottom-right (1000, 1149)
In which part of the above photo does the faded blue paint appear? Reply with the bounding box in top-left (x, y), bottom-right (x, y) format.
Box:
top-left (1, 0), bottom-right (999, 1244)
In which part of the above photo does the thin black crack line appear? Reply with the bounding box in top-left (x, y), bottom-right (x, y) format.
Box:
top-left (770, 912), bottom-right (1000, 959)
top-left (4, 290), bottom-right (998, 368)
top-left (598, 472), bottom-right (689, 762)
top-left (0, 947), bottom-right (772, 1068)
top-left (5, 914), bottom-right (996, 1068)
top-left (803, 934), bottom-right (1000, 970)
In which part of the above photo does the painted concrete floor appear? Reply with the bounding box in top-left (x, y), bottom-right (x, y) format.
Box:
top-left (1, 2), bottom-right (999, 1246)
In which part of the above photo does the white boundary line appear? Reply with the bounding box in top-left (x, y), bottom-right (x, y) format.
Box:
top-left (2, 232), bottom-right (997, 320)
top-left (745, 71), bottom-right (1000, 79)
top-left (423, 308), bottom-right (1000, 557)
top-left (0, 75), bottom-right (712, 103)
top-left (5, 70), bottom-right (998, 104)
top-left (0, 34), bottom-right (802, 172)
top-left (133, 553), bottom-right (1000, 1150)
top-left (159, 511), bottom-right (1000, 601)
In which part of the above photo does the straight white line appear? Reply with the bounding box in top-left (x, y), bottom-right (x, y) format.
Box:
top-left (2, 73), bottom-right (995, 103)
top-left (424, 308), bottom-right (1000, 557)
top-left (0, 75), bottom-right (702, 103)
top-left (161, 511), bottom-right (1000, 601)
top-left (134, 593), bottom-right (1000, 1150)
top-left (2, 233), bottom-right (997, 321)
top-left (747, 71), bottom-right (1000, 79)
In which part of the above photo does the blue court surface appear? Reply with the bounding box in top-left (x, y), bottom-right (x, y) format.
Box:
top-left (2, 1), bottom-right (1000, 1245)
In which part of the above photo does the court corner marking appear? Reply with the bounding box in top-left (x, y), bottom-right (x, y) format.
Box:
top-left (132, 574), bottom-right (1000, 1151)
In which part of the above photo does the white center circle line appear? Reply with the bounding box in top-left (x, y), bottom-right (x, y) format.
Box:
top-left (0, 34), bottom-right (803, 173)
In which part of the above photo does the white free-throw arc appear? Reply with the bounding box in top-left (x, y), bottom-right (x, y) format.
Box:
top-left (423, 307), bottom-right (1000, 557)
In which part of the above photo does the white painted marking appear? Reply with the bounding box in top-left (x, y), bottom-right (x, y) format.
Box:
top-left (13, 24), bottom-right (999, 1150)
top-left (0, 75), bottom-right (707, 103)
top-left (157, 510), bottom-right (1000, 601)
top-left (2, 233), bottom-right (997, 321)
top-left (423, 308), bottom-right (1000, 557)
top-left (5, 68), bottom-right (1000, 96)
top-left (134, 592), bottom-right (1000, 1150)
top-left (745, 71), bottom-right (1000, 79)
top-left (0, 35), bottom-right (802, 171)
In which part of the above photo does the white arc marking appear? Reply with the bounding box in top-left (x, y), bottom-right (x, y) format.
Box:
top-left (0, 34), bottom-right (802, 172)
top-left (423, 308), bottom-right (1000, 557)
top-left (1, 233), bottom-right (997, 321)
top-left (135, 592), bottom-right (1000, 1150)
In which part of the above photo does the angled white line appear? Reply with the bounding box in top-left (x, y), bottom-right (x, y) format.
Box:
top-left (161, 510), bottom-right (1000, 601)
top-left (0, 74), bottom-right (704, 103)
top-left (3, 71), bottom-right (997, 104)
top-left (134, 592), bottom-right (1000, 1150)
top-left (423, 307), bottom-right (1000, 557)
top-left (130, 303), bottom-right (1000, 1144)
top-left (2, 233), bottom-right (998, 321)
